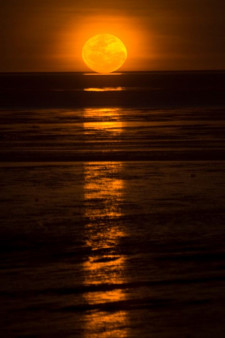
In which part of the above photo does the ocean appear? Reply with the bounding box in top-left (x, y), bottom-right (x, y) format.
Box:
top-left (1, 71), bottom-right (225, 337)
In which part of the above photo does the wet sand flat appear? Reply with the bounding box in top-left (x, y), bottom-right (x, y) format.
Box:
top-left (1, 71), bottom-right (225, 337)
top-left (0, 161), bottom-right (225, 337)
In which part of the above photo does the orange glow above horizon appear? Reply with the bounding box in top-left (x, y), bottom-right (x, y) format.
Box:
top-left (56, 15), bottom-right (149, 71)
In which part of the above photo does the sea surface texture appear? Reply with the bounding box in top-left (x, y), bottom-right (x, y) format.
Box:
top-left (0, 72), bottom-right (225, 337)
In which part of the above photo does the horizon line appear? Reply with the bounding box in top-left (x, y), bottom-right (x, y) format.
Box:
top-left (1, 69), bottom-right (225, 74)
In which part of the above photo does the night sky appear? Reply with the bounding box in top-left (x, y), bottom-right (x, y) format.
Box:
top-left (1, 0), bottom-right (225, 71)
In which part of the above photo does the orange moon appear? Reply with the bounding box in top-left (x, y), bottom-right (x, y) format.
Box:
top-left (82, 34), bottom-right (127, 74)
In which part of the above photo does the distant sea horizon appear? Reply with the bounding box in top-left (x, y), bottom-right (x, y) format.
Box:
top-left (1, 70), bottom-right (225, 109)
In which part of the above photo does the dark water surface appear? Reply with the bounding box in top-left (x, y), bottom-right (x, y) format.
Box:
top-left (0, 72), bottom-right (225, 337)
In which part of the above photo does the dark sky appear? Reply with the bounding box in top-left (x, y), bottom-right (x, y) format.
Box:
top-left (1, 0), bottom-right (225, 71)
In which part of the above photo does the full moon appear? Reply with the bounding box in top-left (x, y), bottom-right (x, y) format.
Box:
top-left (82, 34), bottom-right (127, 74)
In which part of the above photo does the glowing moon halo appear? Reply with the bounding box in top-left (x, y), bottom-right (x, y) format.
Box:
top-left (82, 34), bottom-right (127, 74)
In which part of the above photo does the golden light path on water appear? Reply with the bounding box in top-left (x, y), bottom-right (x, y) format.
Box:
top-left (84, 87), bottom-right (124, 92)
top-left (82, 108), bottom-right (128, 337)
top-left (83, 108), bottom-right (124, 137)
